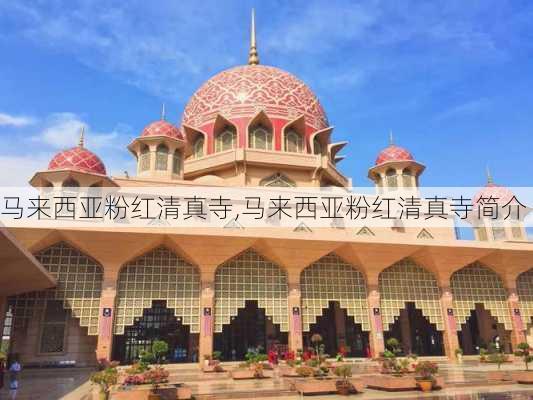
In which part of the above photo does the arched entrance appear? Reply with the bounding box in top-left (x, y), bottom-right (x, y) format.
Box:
top-left (517, 269), bottom-right (533, 346)
top-left (113, 247), bottom-right (201, 364)
top-left (451, 263), bottom-right (513, 354)
top-left (7, 242), bottom-right (102, 366)
top-left (214, 249), bottom-right (289, 360)
top-left (301, 254), bottom-right (370, 357)
top-left (113, 301), bottom-right (190, 364)
top-left (214, 300), bottom-right (287, 360)
top-left (385, 302), bottom-right (444, 356)
top-left (305, 301), bottom-right (369, 357)
top-left (379, 259), bottom-right (444, 356)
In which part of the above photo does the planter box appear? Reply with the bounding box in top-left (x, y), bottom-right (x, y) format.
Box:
top-left (279, 366), bottom-right (300, 377)
top-left (230, 369), bottom-right (271, 380)
top-left (487, 371), bottom-right (512, 381)
top-left (202, 364), bottom-right (225, 373)
top-left (292, 378), bottom-right (364, 395)
top-left (111, 384), bottom-right (191, 400)
top-left (510, 371), bottom-right (533, 384)
top-left (365, 375), bottom-right (418, 391)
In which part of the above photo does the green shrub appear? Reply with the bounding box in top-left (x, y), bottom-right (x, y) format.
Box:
top-left (514, 342), bottom-right (533, 371)
top-left (152, 340), bottom-right (169, 363)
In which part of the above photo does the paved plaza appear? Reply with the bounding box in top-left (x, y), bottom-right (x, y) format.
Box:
top-left (1, 360), bottom-right (532, 400)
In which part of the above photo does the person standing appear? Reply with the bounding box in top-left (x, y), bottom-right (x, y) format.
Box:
top-left (0, 354), bottom-right (5, 390)
top-left (8, 356), bottom-right (21, 400)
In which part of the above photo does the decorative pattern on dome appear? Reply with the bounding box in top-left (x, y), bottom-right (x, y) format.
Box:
top-left (141, 120), bottom-right (184, 140)
top-left (48, 147), bottom-right (107, 175)
top-left (375, 145), bottom-right (414, 165)
top-left (473, 183), bottom-right (515, 205)
top-left (182, 65), bottom-right (328, 130)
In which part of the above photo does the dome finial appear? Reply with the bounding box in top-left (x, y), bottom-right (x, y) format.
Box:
top-left (78, 126), bottom-right (85, 148)
top-left (389, 130), bottom-right (394, 145)
top-left (161, 103), bottom-right (166, 121)
top-left (486, 164), bottom-right (493, 184)
top-left (248, 9), bottom-right (259, 65)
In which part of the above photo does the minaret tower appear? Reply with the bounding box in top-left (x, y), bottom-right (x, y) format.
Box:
top-left (368, 132), bottom-right (425, 192)
top-left (128, 105), bottom-right (186, 180)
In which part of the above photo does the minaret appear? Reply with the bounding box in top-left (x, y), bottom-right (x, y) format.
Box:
top-left (368, 133), bottom-right (424, 192)
top-left (248, 9), bottom-right (259, 65)
top-left (78, 126), bottom-right (85, 147)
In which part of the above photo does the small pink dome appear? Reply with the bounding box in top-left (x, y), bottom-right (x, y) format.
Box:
top-left (375, 145), bottom-right (414, 165)
top-left (473, 183), bottom-right (516, 205)
top-left (141, 120), bottom-right (184, 140)
top-left (48, 146), bottom-right (107, 175)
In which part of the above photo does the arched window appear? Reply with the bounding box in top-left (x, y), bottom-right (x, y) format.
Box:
top-left (172, 150), bottom-right (181, 175)
top-left (193, 136), bottom-right (204, 158)
top-left (62, 177), bottom-right (79, 188)
top-left (386, 168), bottom-right (397, 189)
top-left (249, 125), bottom-right (273, 150)
top-left (215, 127), bottom-right (236, 152)
top-left (155, 144), bottom-right (168, 171)
top-left (140, 145), bottom-right (150, 171)
top-left (402, 168), bottom-right (413, 187)
top-left (285, 129), bottom-right (303, 153)
top-left (492, 223), bottom-right (506, 240)
top-left (313, 136), bottom-right (323, 155)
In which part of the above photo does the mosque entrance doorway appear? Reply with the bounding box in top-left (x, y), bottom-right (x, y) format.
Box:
top-left (458, 303), bottom-right (512, 355)
top-left (113, 300), bottom-right (194, 364)
top-left (304, 301), bottom-right (369, 357)
top-left (384, 302), bottom-right (444, 356)
top-left (214, 300), bottom-right (287, 361)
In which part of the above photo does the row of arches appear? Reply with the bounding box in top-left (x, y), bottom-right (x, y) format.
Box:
top-left (139, 144), bottom-right (182, 175)
top-left (191, 123), bottom-right (323, 159)
top-left (5, 242), bottom-right (533, 364)
top-left (375, 167), bottom-right (416, 189)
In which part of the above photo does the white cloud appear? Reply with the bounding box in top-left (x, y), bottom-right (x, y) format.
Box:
top-left (0, 112), bottom-right (35, 127)
top-left (0, 154), bottom-right (49, 186)
top-left (435, 98), bottom-right (491, 121)
top-left (30, 112), bottom-right (122, 150)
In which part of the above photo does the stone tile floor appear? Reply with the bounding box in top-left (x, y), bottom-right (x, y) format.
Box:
top-left (0, 360), bottom-right (531, 400)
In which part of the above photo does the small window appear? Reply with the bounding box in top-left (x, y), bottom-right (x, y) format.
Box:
top-left (193, 136), bottom-right (204, 158)
top-left (172, 150), bottom-right (181, 174)
top-left (386, 168), bottom-right (397, 189)
top-left (492, 226), bottom-right (506, 241)
top-left (313, 136), bottom-right (323, 155)
top-left (215, 128), bottom-right (236, 152)
top-left (249, 125), bottom-right (273, 150)
top-left (402, 168), bottom-right (413, 187)
top-left (511, 224), bottom-right (523, 239)
top-left (140, 145), bottom-right (150, 171)
top-left (62, 178), bottom-right (79, 188)
top-left (285, 129), bottom-right (303, 153)
top-left (40, 300), bottom-right (67, 353)
top-left (155, 144), bottom-right (168, 171)
top-left (476, 226), bottom-right (488, 241)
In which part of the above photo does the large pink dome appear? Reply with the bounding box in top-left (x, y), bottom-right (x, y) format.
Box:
top-left (181, 65), bottom-right (328, 130)
top-left (48, 146), bottom-right (107, 175)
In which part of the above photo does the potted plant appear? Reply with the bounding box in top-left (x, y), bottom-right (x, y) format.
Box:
top-left (143, 365), bottom-right (170, 400)
top-left (414, 361), bottom-right (438, 392)
top-left (487, 352), bottom-right (509, 381)
top-left (514, 342), bottom-right (532, 371)
top-left (334, 364), bottom-right (353, 396)
top-left (479, 347), bottom-right (488, 362)
top-left (310, 333), bottom-right (323, 357)
top-left (386, 338), bottom-right (402, 356)
top-left (455, 348), bottom-right (463, 363)
top-left (151, 340), bottom-right (169, 364)
top-left (295, 365), bottom-right (315, 377)
top-left (90, 361), bottom-right (119, 400)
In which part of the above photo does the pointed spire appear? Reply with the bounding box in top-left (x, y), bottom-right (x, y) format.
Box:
top-left (78, 126), bottom-right (85, 148)
top-left (248, 9), bottom-right (260, 65)
top-left (486, 165), bottom-right (493, 184)
top-left (161, 103), bottom-right (166, 120)
top-left (389, 130), bottom-right (394, 145)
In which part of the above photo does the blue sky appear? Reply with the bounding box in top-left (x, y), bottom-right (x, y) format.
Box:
top-left (0, 0), bottom-right (532, 187)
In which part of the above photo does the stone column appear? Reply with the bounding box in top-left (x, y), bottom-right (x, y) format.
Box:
top-left (288, 282), bottom-right (303, 352)
top-left (367, 285), bottom-right (384, 358)
top-left (198, 279), bottom-right (215, 363)
top-left (95, 271), bottom-right (118, 361)
top-left (508, 289), bottom-right (526, 351)
top-left (0, 296), bottom-right (7, 340)
top-left (440, 287), bottom-right (460, 361)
